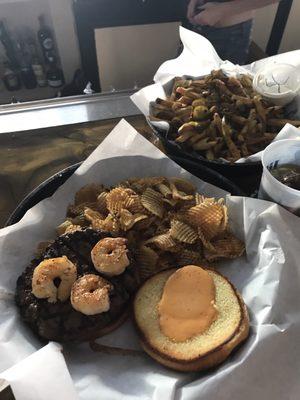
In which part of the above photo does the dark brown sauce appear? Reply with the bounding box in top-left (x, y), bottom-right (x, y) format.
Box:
top-left (271, 163), bottom-right (300, 191)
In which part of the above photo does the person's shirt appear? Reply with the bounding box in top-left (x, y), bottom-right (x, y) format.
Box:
top-left (196, 1), bottom-right (255, 28)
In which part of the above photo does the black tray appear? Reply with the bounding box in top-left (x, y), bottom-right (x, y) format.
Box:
top-left (152, 125), bottom-right (263, 180)
top-left (6, 159), bottom-right (244, 227)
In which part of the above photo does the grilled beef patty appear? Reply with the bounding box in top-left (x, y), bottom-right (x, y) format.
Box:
top-left (16, 229), bottom-right (139, 342)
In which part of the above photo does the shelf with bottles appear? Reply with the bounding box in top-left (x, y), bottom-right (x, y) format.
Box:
top-left (0, 15), bottom-right (65, 94)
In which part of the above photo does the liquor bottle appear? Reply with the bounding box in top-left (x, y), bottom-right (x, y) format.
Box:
top-left (32, 59), bottom-right (47, 87)
top-left (47, 63), bottom-right (64, 88)
top-left (20, 57), bottom-right (37, 89)
top-left (2, 61), bottom-right (21, 91)
top-left (38, 15), bottom-right (55, 64)
top-left (0, 20), bottom-right (19, 69)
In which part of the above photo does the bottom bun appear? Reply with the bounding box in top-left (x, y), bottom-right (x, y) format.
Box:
top-left (134, 268), bottom-right (250, 372)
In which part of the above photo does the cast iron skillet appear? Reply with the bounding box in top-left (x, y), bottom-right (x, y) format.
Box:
top-left (6, 158), bottom-right (244, 227)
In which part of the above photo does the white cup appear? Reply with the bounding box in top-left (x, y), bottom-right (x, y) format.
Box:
top-left (258, 139), bottom-right (300, 216)
top-left (253, 63), bottom-right (300, 106)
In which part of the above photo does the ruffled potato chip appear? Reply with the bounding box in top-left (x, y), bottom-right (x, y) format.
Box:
top-left (144, 232), bottom-right (177, 251)
top-left (57, 220), bottom-right (73, 236)
top-left (169, 182), bottom-right (194, 201)
top-left (168, 177), bottom-right (196, 194)
top-left (84, 207), bottom-right (104, 223)
top-left (64, 224), bottom-right (82, 234)
top-left (119, 209), bottom-right (148, 231)
top-left (170, 220), bottom-right (198, 244)
top-left (74, 184), bottom-right (105, 206)
top-left (125, 194), bottom-right (145, 214)
top-left (156, 183), bottom-right (172, 198)
top-left (120, 177), bottom-right (166, 194)
top-left (92, 214), bottom-right (120, 233)
top-left (175, 248), bottom-right (202, 267)
top-left (133, 215), bottom-right (155, 231)
top-left (106, 188), bottom-right (135, 215)
top-left (203, 232), bottom-right (245, 261)
top-left (185, 202), bottom-right (227, 240)
top-left (64, 176), bottom-right (245, 274)
top-left (135, 245), bottom-right (159, 280)
top-left (97, 192), bottom-right (108, 215)
top-left (141, 188), bottom-right (165, 218)
top-left (67, 202), bottom-right (99, 218)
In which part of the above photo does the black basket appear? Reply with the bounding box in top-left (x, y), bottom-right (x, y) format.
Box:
top-left (6, 161), bottom-right (244, 227)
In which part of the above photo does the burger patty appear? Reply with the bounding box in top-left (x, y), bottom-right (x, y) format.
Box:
top-left (15, 229), bottom-right (139, 342)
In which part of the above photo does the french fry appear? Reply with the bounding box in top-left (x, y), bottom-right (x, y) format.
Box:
top-left (149, 69), bottom-right (300, 162)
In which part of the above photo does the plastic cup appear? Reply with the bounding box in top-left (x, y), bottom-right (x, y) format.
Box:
top-left (258, 139), bottom-right (300, 216)
top-left (253, 63), bottom-right (300, 106)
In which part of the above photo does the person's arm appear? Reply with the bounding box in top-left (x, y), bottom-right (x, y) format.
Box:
top-left (226, 0), bottom-right (280, 14)
top-left (191, 0), bottom-right (281, 27)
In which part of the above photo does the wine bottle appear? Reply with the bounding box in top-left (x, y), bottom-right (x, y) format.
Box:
top-left (47, 63), bottom-right (64, 88)
top-left (0, 20), bottom-right (19, 69)
top-left (2, 61), bottom-right (21, 91)
top-left (38, 15), bottom-right (55, 64)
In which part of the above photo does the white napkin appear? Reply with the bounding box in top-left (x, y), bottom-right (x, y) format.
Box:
top-left (0, 343), bottom-right (78, 400)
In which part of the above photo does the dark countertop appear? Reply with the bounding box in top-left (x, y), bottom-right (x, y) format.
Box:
top-left (0, 115), bottom-right (155, 227)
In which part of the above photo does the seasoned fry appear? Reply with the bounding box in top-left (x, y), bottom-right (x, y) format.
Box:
top-left (149, 69), bottom-right (300, 162)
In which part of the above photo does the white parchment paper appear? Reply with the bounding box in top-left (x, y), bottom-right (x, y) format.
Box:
top-left (131, 27), bottom-right (300, 163)
top-left (0, 119), bottom-right (300, 400)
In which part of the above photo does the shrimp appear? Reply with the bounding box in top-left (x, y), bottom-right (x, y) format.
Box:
top-left (32, 256), bottom-right (77, 303)
top-left (71, 274), bottom-right (112, 315)
top-left (91, 237), bottom-right (130, 276)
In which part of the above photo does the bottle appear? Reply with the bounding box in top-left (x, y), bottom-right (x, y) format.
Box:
top-left (20, 59), bottom-right (37, 89)
top-left (2, 61), bottom-right (21, 91)
top-left (38, 15), bottom-right (55, 64)
top-left (0, 20), bottom-right (19, 69)
top-left (47, 63), bottom-right (64, 88)
top-left (32, 58), bottom-right (47, 87)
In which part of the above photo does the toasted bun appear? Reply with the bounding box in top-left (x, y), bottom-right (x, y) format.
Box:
top-left (133, 268), bottom-right (249, 372)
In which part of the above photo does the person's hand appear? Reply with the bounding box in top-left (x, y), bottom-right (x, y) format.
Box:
top-left (187, 0), bottom-right (205, 24)
top-left (192, 2), bottom-right (230, 27)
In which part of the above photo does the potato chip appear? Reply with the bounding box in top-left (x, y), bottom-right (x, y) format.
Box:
top-left (144, 233), bottom-right (177, 251)
top-left (168, 177), bottom-right (196, 194)
top-left (141, 188), bottom-right (165, 218)
top-left (135, 245), bottom-right (159, 280)
top-left (170, 220), bottom-right (198, 244)
top-left (121, 177), bottom-right (166, 194)
top-left (62, 176), bottom-right (245, 281)
top-left (162, 198), bottom-right (178, 207)
top-left (156, 183), bottom-right (172, 198)
top-left (185, 202), bottom-right (227, 240)
top-left (175, 249), bottom-right (202, 267)
top-left (92, 214), bottom-right (120, 233)
top-left (84, 207), bottom-right (104, 224)
top-left (195, 194), bottom-right (218, 205)
top-left (57, 220), bottom-right (73, 236)
top-left (169, 182), bottom-right (194, 201)
top-left (125, 195), bottom-right (145, 214)
top-left (74, 184), bottom-right (105, 206)
top-left (133, 215), bottom-right (155, 231)
top-left (97, 192), bottom-right (108, 215)
top-left (106, 188), bottom-right (134, 215)
top-left (64, 225), bottom-right (82, 234)
top-left (203, 232), bottom-right (245, 261)
top-left (67, 202), bottom-right (99, 218)
top-left (119, 209), bottom-right (148, 231)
